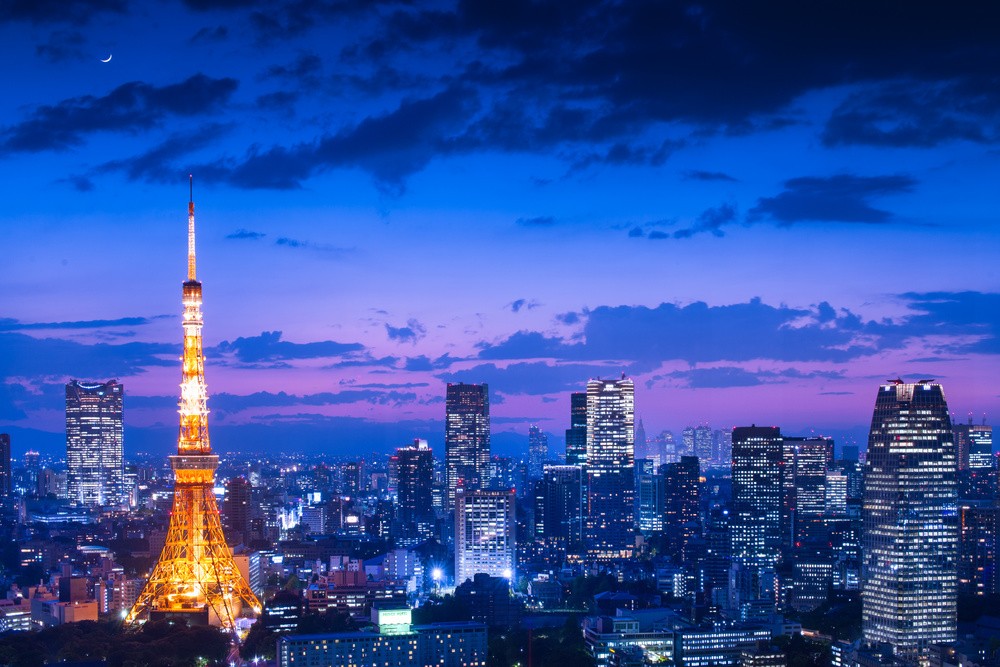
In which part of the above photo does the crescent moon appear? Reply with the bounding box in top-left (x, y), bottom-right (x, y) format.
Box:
top-left (100, 54), bottom-right (112, 63)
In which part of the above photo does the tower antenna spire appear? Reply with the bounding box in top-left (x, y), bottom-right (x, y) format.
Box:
top-left (187, 174), bottom-right (196, 281)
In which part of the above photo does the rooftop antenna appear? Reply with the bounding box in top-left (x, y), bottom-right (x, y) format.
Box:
top-left (187, 174), bottom-right (196, 281)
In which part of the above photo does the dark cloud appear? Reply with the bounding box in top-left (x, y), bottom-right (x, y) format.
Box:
top-left (668, 202), bottom-right (737, 239)
top-left (515, 216), bottom-right (555, 227)
top-left (226, 229), bottom-right (266, 240)
top-left (508, 299), bottom-right (539, 313)
top-left (439, 362), bottom-right (625, 396)
top-left (476, 292), bottom-right (1000, 370)
top-left (190, 25), bottom-right (229, 43)
top-left (35, 30), bottom-right (85, 63)
top-left (0, 332), bottom-right (176, 379)
top-left (95, 123), bottom-right (234, 183)
top-left (665, 366), bottom-right (844, 389)
top-left (748, 174), bottom-right (915, 225)
top-left (212, 330), bottom-right (364, 363)
top-left (683, 169), bottom-right (737, 182)
top-left (183, 0), bottom-right (260, 9)
top-left (273, 236), bottom-right (351, 256)
top-left (569, 139), bottom-right (682, 172)
top-left (0, 316), bottom-right (161, 331)
top-left (256, 91), bottom-right (299, 110)
top-left (346, 382), bottom-right (430, 389)
top-left (0, 75), bottom-right (238, 154)
top-left (900, 291), bottom-right (1000, 355)
top-left (480, 300), bottom-right (869, 366)
top-left (203, 389), bottom-right (419, 414)
top-left (324, 355), bottom-right (399, 369)
top-left (478, 331), bottom-right (579, 361)
top-left (386, 319), bottom-right (427, 344)
top-left (403, 354), bottom-right (460, 372)
top-left (823, 78), bottom-right (1000, 148)
top-left (264, 53), bottom-right (323, 83)
top-left (60, 175), bottom-right (95, 192)
top-left (203, 85), bottom-right (477, 190)
top-left (388, 2), bottom-right (1000, 130)
top-left (555, 312), bottom-right (581, 325)
top-left (0, 0), bottom-right (125, 23)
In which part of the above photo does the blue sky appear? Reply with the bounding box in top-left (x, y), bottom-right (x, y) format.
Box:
top-left (2, 1), bottom-right (999, 456)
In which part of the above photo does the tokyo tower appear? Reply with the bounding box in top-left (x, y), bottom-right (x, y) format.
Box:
top-left (126, 178), bottom-right (261, 633)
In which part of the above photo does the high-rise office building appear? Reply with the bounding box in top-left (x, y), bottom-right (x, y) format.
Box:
top-left (862, 380), bottom-right (957, 658)
top-left (781, 437), bottom-right (831, 548)
top-left (730, 426), bottom-right (784, 618)
top-left (958, 501), bottom-right (997, 597)
top-left (0, 433), bottom-right (10, 500)
top-left (396, 439), bottom-right (435, 543)
top-left (663, 456), bottom-right (700, 562)
top-left (66, 379), bottom-right (124, 506)
top-left (445, 383), bottom-right (490, 511)
top-left (635, 418), bottom-right (655, 464)
top-left (584, 376), bottom-right (635, 560)
top-left (224, 476), bottom-right (252, 539)
top-left (455, 488), bottom-right (515, 586)
top-left (565, 392), bottom-right (587, 467)
top-left (527, 425), bottom-right (548, 480)
top-left (968, 423), bottom-right (993, 470)
top-left (635, 463), bottom-right (664, 535)
top-left (682, 427), bottom-right (695, 457)
top-left (713, 429), bottom-right (732, 469)
top-left (534, 465), bottom-right (583, 558)
top-left (694, 425), bottom-right (713, 464)
top-left (954, 418), bottom-right (991, 471)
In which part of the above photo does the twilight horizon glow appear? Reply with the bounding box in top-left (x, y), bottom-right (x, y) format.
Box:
top-left (2, 1), bottom-right (999, 457)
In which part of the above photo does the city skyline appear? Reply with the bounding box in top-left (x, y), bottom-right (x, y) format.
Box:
top-left (3, 2), bottom-right (1000, 457)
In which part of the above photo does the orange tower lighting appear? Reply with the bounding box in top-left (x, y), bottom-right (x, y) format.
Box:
top-left (126, 177), bottom-right (261, 634)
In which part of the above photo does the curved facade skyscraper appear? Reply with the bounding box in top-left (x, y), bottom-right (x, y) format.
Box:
top-left (862, 380), bottom-right (958, 657)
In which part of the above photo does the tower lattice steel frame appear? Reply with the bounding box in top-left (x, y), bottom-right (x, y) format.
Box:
top-left (126, 178), bottom-right (260, 633)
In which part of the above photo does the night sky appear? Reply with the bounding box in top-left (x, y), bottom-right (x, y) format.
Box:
top-left (3, 1), bottom-right (999, 457)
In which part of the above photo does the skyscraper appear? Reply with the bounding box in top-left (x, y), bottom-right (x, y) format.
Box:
top-left (445, 383), bottom-right (490, 511)
top-left (730, 426), bottom-right (784, 618)
top-left (223, 476), bottom-right (252, 540)
top-left (527, 425), bottom-right (548, 480)
top-left (66, 379), bottom-right (124, 506)
top-left (565, 392), bottom-right (587, 467)
top-left (455, 488), bottom-right (515, 586)
top-left (694, 425), bottom-right (713, 464)
top-left (0, 433), bottom-right (10, 500)
top-left (533, 464), bottom-right (583, 558)
top-left (663, 456), bottom-right (700, 562)
top-left (635, 463), bottom-right (664, 535)
top-left (781, 437), bottom-right (831, 548)
top-left (396, 439), bottom-right (435, 544)
top-left (584, 376), bottom-right (635, 561)
top-left (862, 380), bottom-right (957, 658)
top-left (127, 180), bottom-right (259, 632)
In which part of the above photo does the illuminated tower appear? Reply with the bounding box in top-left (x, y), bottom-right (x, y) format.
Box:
top-left (127, 179), bottom-right (260, 633)
top-left (862, 380), bottom-right (957, 658)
